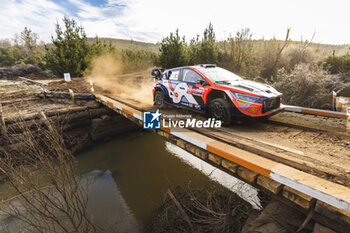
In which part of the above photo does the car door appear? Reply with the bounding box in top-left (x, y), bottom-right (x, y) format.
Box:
top-left (164, 69), bottom-right (182, 106)
top-left (180, 69), bottom-right (206, 111)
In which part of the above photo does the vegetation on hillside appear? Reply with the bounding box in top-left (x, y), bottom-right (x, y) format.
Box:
top-left (0, 27), bottom-right (45, 68)
top-left (156, 24), bottom-right (349, 109)
top-left (322, 53), bottom-right (350, 74)
top-left (0, 18), bottom-right (349, 108)
top-left (158, 25), bottom-right (349, 79)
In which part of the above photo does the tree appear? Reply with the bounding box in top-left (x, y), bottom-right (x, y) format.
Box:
top-left (0, 28), bottom-right (44, 67)
top-left (187, 35), bottom-right (201, 65)
top-left (20, 27), bottom-right (39, 58)
top-left (260, 28), bottom-right (291, 79)
top-left (158, 29), bottom-right (188, 68)
top-left (44, 17), bottom-right (92, 77)
top-left (219, 28), bottom-right (257, 77)
top-left (197, 23), bottom-right (219, 64)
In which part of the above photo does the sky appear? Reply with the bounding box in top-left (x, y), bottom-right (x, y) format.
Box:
top-left (0, 0), bottom-right (349, 45)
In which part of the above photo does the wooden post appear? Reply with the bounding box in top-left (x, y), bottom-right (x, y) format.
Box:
top-left (69, 89), bottom-right (75, 103)
top-left (0, 104), bottom-right (8, 142)
top-left (18, 76), bottom-right (48, 86)
top-left (89, 80), bottom-right (95, 95)
top-left (332, 91), bottom-right (337, 111)
top-left (338, 98), bottom-right (344, 112)
top-left (41, 87), bottom-right (46, 99)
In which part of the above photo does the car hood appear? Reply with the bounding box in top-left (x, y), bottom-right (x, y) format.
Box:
top-left (222, 80), bottom-right (282, 97)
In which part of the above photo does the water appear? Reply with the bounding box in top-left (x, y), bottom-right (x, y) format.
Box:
top-left (76, 131), bottom-right (259, 230)
top-left (0, 131), bottom-right (259, 231)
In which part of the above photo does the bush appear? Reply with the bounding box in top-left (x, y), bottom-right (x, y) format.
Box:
top-left (0, 47), bottom-right (22, 67)
top-left (273, 64), bottom-right (332, 109)
top-left (322, 54), bottom-right (350, 74)
top-left (120, 48), bottom-right (156, 73)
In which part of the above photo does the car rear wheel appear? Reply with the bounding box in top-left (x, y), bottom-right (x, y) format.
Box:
top-left (154, 90), bottom-right (165, 109)
top-left (208, 98), bottom-right (232, 126)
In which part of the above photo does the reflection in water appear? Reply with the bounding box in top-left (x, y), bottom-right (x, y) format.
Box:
top-left (77, 131), bottom-right (260, 229)
top-left (0, 131), bottom-right (259, 231)
top-left (0, 170), bottom-right (141, 233)
top-left (77, 131), bottom-right (224, 226)
top-left (165, 142), bottom-right (261, 209)
top-left (85, 170), bottom-right (140, 232)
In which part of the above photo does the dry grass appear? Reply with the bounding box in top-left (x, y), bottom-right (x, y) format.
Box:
top-left (0, 118), bottom-right (102, 232)
top-left (147, 185), bottom-right (254, 233)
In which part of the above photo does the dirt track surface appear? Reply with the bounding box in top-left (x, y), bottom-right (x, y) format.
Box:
top-left (1, 76), bottom-right (350, 186)
top-left (270, 111), bottom-right (349, 135)
top-left (45, 78), bottom-right (90, 93)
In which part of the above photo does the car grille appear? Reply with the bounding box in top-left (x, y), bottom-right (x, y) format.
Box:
top-left (262, 97), bottom-right (281, 113)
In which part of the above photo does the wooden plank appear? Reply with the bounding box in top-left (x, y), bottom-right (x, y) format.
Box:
top-left (93, 93), bottom-right (350, 213)
top-left (19, 76), bottom-right (48, 86)
top-left (283, 104), bottom-right (349, 120)
top-left (35, 91), bottom-right (94, 100)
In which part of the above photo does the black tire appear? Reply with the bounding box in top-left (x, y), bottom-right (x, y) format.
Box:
top-left (208, 98), bottom-right (232, 126)
top-left (154, 90), bottom-right (165, 109)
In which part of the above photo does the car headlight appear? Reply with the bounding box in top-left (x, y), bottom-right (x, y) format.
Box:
top-left (232, 92), bottom-right (260, 102)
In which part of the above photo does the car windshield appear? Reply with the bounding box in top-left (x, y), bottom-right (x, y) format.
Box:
top-left (197, 67), bottom-right (243, 83)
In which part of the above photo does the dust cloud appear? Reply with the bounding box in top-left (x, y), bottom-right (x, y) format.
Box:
top-left (85, 54), bottom-right (156, 106)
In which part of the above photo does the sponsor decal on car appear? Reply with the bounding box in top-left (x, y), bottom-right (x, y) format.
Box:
top-left (187, 85), bottom-right (204, 96)
top-left (249, 106), bottom-right (257, 112)
top-left (237, 99), bottom-right (247, 105)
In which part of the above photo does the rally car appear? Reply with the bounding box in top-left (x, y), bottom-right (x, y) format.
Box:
top-left (152, 64), bottom-right (283, 125)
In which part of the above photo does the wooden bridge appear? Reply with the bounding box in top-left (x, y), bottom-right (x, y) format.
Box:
top-left (90, 83), bottom-right (350, 232)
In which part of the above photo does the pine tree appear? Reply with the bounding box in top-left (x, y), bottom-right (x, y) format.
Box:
top-left (198, 23), bottom-right (219, 64)
top-left (158, 29), bottom-right (188, 68)
top-left (44, 17), bottom-right (92, 77)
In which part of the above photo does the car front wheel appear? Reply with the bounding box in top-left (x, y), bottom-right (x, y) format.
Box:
top-left (154, 90), bottom-right (165, 109)
top-left (208, 98), bottom-right (232, 126)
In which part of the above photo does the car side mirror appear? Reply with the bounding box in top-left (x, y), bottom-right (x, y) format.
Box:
top-left (151, 69), bottom-right (162, 79)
